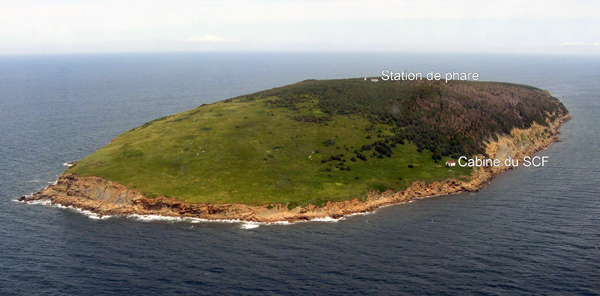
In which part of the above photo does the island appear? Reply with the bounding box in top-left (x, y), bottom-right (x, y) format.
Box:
top-left (21, 78), bottom-right (570, 222)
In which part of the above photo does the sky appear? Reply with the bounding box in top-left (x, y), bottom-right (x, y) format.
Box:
top-left (1, 0), bottom-right (599, 55)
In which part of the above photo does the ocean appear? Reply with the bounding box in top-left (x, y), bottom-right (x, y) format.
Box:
top-left (0, 52), bottom-right (598, 295)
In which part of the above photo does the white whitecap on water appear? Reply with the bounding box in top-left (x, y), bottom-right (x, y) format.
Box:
top-left (49, 203), bottom-right (112, 219)
top-left (240, 222), bottom-right (261, 229)
top-left (126, 214), bottom-right (269, 229)
top-left (309, 216), bottom-right (343, 222)
top-left (79, 209), bottom-right (112, 219)
top-left (20, 197), bottom-right (113, 220)
top-left (267, 221), bottom-right (294, 225)
top-left (63, 162), bottom-right (74, 167)
top-left (16, 198), bottom-right (50, 205)
top-left (127, 214), bottom-right (245, 225)
top-left (30, 199), bottom-right (51, 205)
top-left (258, 216), bottom-right (343, 226)
top-left (127, 214), bottom-right (192, 223)
top-left (47, 180), bottom-right (58, 185)
top-left (344, 211), bottom-right (373, 217)
top-left (124, 214), bottom-right (344, 229)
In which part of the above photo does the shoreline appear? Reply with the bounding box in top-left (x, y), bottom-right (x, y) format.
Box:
top-left (20, 115), bottom-right (571, 223)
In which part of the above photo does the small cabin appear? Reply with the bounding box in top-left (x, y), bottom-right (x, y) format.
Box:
top-left (445, 160), bottom-right (456, 167)
top-left (370, 78), bottom-right (379, 82)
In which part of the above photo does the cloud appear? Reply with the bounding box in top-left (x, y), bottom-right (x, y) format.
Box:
top-left (560, 42), bottom-right (600, 46)
top-left (185, 35), bottom-right (236, 43)
top-left (1, 0), bottom-right (600, 54)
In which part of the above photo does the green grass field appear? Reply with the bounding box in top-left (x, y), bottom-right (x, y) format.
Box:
top-left (70, 95), bottom-right (471, 206)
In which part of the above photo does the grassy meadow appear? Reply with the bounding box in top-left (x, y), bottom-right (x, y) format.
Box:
top-left (69, 94), bottom-right (471, 206)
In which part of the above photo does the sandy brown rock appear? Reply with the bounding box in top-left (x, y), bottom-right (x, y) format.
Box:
top-left (22, 115), bottom-right (570, 223)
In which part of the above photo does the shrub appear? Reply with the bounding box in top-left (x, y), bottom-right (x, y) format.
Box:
top-left (323, 139), bottom-right (335, 146)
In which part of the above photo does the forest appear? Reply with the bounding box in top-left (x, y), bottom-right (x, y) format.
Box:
top-left (244, 78), bottom-right (568, 158)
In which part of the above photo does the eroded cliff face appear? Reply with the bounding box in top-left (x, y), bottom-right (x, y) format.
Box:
top-left (21, 115), bottom-right (570, 223)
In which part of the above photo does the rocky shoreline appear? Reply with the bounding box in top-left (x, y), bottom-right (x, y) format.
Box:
top-left (20, 115), bottom-right (570, 223)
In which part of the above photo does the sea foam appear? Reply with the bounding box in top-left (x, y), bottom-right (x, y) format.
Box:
top-left (21, 197), bottom-right (349, 228)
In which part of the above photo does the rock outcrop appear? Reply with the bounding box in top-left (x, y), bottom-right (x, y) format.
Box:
top-left (21, 115), bottom-right (570, 223)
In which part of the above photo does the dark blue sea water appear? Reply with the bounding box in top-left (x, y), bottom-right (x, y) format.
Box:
top-left (1, 52), bottom-right (598, 295)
